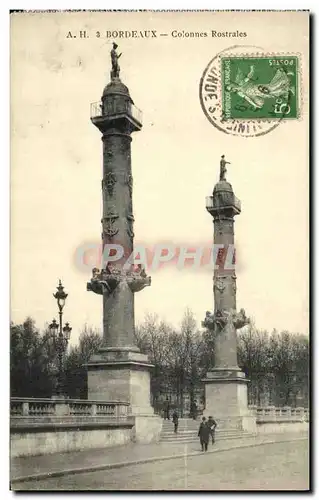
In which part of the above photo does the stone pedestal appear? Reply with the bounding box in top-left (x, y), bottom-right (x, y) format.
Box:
top-left (203, 368), bottom-right (256, 434)
top-left (88, 349), bottom-right (153, 414)
top-left (87, 349), bottom-right (162, 443)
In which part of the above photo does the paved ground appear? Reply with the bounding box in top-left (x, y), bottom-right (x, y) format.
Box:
top-left (12, 436), bottom-right (309, 491)
top-left (11, 432), bottom-right (306, 482)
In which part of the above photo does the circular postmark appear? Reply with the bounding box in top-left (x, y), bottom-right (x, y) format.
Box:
top-left (199, 45), bottom-right (298, 138)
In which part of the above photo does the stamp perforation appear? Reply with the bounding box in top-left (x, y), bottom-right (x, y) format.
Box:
top-left (199, 45), bottom-right (304, 137)
top-left (218, 51), bottom-right (302, 122)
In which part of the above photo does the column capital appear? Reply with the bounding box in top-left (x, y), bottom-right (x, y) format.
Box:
top-left (87, 265), bottom-right (151, 296)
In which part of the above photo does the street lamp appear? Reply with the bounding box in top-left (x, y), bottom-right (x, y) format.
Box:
top-left (49, 319), bottom-right (59, 338)
top-left (63, 323), bottom-right (72, 340)
top-left (49, 280), bottom-right (72, 397)
top-left (53, 279), bottom-right (68, 313)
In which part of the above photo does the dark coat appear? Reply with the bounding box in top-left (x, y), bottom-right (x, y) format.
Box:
top-left (172, 412), bottom-right (178, 423)
top-left (198, 422), bottom-right (210, 443)
top-left (207, 418), bottom-right (217, 433)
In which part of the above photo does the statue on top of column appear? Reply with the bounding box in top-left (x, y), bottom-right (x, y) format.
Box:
top-left (220, 155), bottom-right (231, 181)
top-left (111, 42), bottom-right (122, 79)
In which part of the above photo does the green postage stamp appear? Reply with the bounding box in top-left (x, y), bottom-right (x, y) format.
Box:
top-left (221, 56), bottom-right (299, 120)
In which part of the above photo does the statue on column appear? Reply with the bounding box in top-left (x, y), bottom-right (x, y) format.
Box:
top-left (111, 42), bottom-right (122, 79)
top-left (220, 155), bottom-right (230, 181)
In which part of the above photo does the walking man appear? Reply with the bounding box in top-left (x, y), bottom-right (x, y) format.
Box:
top-left (207, 415), bottom-right (217, 445)
top-left (164, 397), bottom-right (170, 420)
top-left (172, 410), bottom-right (179, 434)
top-left (198, 416), bottom-right (210, 452)
top-left (190, 400), bottom-right (198, 420)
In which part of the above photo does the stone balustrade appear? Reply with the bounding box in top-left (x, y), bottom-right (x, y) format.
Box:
top-left (249, 405), bottom-right (309, 423)
top-left (10, 397), bottom-right (130, 422)
top-left (10, 398), bottom-right (136, 458)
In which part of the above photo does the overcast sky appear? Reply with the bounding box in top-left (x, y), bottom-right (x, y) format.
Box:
top-left (11, 11), bottom-right (309, 343)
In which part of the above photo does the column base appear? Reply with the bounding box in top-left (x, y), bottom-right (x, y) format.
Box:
top-left (87, 348), bottom-right (163, 443)
top-left (87, 348), bottom-right (154, 416)
top-left (202, 368), bottom-right (257, 434)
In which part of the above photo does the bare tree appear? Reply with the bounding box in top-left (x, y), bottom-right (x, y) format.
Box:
top-left (134, 314), bottom-right (172, 406)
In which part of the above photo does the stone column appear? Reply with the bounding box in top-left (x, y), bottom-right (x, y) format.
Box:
top-left (86, 69), bottom-right (161, 442)
top-left (202, 158), bottom-right (256, 434)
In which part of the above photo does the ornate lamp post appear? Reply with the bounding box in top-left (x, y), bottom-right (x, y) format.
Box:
top-left (49, 280), bottom-right (72, 396)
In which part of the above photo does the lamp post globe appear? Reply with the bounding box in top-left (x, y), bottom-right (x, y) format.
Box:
top-left (63, 322), bottom-right (72, 341)
top-left (53, 279), bottom-right (68, 312)
top-left (49, 319), bottom-right (59, 339)
top-left (50, 280), bottom-right (71, 398)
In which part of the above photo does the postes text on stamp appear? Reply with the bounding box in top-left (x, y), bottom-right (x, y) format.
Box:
top-left (221, 56), bottom-right (299, 120)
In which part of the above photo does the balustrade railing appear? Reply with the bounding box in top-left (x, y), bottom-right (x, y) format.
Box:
top-left (249, 405), bottom-right (309, 422)
top-left (96, 403), bottom-right (116, 416)
top-left (69, 402), bottom-right (92, 416)
top-left (11, 399), bottom-right (308, 424)
top-left (11, 400), bottom-right (23, 416)
top-left (29, 400), bottom-right (56, 416)
top-left (10, 398), bottom-right (130, 420)
top-left (206, 194), bottom-right (241, 212)
top-left (90, 100), bottom-right (142, 124)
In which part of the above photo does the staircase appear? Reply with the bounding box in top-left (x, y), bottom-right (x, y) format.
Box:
top-left (160, 418), bottom-right (252, 443)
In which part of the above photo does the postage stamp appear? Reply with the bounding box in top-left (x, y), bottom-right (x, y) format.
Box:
top-left (199, 45), bottom-right (301, 138)
top-left (221, 56), bottom-right (299, 120)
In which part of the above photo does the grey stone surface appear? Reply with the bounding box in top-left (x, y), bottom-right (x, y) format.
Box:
top-left (88, 74), bottom-right (148, 352)
top-left (11, 434), bottom-right (308, 490)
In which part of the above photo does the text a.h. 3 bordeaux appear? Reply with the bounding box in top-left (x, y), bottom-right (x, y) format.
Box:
top-left (66, 29), bottom-right (248, 39)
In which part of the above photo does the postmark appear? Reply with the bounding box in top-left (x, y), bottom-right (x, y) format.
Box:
top-left (199, 45), bottom-right (301, 138)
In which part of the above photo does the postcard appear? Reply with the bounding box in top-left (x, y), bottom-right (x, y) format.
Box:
top-left (10, 10), bottom-right (309, 491)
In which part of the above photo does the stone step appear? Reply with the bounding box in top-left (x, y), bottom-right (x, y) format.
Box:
top-left (161, 429), bottom-right (198, 434)
top-left (162, 421), bottom-right (199, 425)
top-left (160, 431), bottom-right (252, 443)
top-left (161, 426), bottom-right (196, 429)
top-left (161, 422), bottom-right (199, 429)
top-left (161, 426), bottom-right (245, 433)
top-left (161, 429), bottom-right (245, 436)
top-left (161, 431), bottom-right (247, 439)
top-left (161, 426), bottom-right (250, 433)
top-left (161, 436), bottom-right (249, 443)
top-left (161, 418), bottom-right (199, 421)
top-left (162, 427), bottom-right (199, 432)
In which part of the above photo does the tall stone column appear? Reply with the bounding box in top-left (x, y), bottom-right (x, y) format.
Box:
top-left (202, 156), bottom-right (256, 433)
top-left (86, 48), bottom-right (162, 442)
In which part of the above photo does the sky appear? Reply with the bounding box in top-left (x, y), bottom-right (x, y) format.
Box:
top-left (10, 11), bottom-right (309, 344)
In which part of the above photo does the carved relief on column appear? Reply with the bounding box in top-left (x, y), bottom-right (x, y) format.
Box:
top-left (87, 265), bottom-right (151, 296)
top-left (102, 205), bottom-right (119, 238)
top-left (231, 274), bottom-right (237, 294)
top-left (126, 214), bottom-right (135, 239)
top-left (125, 173), bottom-right (133, 196)
top-left (214, 276), bottom-right (226, 293)
top-left (102, 172), bottom-right (117, 197)
top-left (214, 218), bottom-right (234, 235)
top-left (202, 308), bottom-right (250, 331)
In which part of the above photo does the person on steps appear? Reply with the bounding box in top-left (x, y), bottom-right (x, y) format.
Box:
top-left (207, 415), bottom-right (217, 445)
top-left (164, 397), bottom-right (170, 420)
top-left (172, 410), bottom-right (179, 434)
top-left (198, 416), bottom-right (210, 452)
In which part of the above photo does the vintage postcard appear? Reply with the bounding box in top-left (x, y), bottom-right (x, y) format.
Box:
top-left (10, 10), bottom-right (309, 491)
